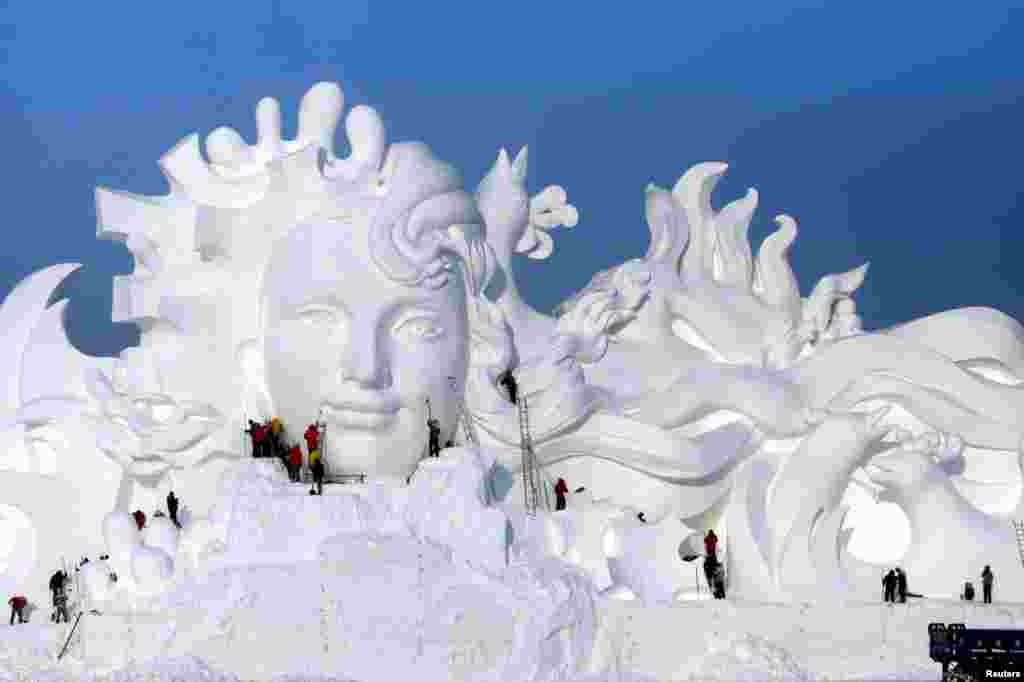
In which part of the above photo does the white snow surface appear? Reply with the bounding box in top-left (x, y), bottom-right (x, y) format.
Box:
top-left (7, 597), bottom-right (1023, 681)
top-left (0, 437), bottom-right (1014, 682)
top-left (0, 449), bottom-right (1014, 682)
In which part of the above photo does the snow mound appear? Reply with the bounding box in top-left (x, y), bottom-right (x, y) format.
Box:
top-left (690, 631), bottom-right (814, 681)
top-left (103, 512), bottom-right (141, 559)
top-left (17, 656), bottom-right (362, 682)
top-left (141, 517), bottom-right (179, 558)
top-left (131, 545), bottom-right (174, 592)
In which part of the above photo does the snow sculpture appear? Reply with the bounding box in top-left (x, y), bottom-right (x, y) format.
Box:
top-left (1, 78), bottom-right (1023, 634)
top-left (471, 138), bottom-right (1024, 603)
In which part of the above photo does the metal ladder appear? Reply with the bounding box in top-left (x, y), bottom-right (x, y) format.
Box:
top-left (444, 376), bottom-right (480, 448)
top-left (1013, 520), bottom-right (1024, 567)
top-left (454, 394), bottom-right (479, 448)
top-left (518, 397), bottom-right (549, 515)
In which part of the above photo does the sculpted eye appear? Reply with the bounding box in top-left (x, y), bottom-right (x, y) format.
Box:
top-left (392, 315), bottom-right (444, 342)
top-left (295, 305), bottom-right (342, 328)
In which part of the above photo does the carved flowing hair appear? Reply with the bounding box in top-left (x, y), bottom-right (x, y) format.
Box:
top-left (260, 141), bottom-right (496, 307)
top-left (366, 141), bottom-right (495, 296)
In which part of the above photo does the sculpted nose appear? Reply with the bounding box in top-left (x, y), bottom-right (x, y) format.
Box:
top-left (339, 326), bottom-right (391, 388)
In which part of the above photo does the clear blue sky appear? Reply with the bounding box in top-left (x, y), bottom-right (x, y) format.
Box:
top-left (1, 1), bottom-right (1021, 357)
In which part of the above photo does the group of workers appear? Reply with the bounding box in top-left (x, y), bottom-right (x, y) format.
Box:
top-left (7, 490), bottom-right (187, 626)
top-left (8, 554), bottom-right (115, 626)
top-left (246, 417), bottom-right (326, 494)
top-left (131, 490), bottom-right (182, 531)
top-left (882, 567), bottom-right (909, 603)
top-left (879, 565), bottom-right (998, 604)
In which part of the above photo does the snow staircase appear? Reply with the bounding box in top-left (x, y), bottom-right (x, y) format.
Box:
top-left (518, 397), bottom-right (548, 515)
top-left (1013, 520), bottom-right (1024, 567)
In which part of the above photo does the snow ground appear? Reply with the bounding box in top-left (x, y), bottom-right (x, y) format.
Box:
top-left (4, 594), bottom-right (1016, 681)
top-left (3, 457), bottom-right (1009, 681)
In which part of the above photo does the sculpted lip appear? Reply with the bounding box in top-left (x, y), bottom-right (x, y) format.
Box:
top-left (322, 399), bottom-right (400, 430)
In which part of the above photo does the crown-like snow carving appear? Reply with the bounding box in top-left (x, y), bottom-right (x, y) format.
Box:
top-left (93, 82), bottom-right (484, 422)
top-left (96, 83), bottom-right (387, 282)
top-left (93, 82), bottom-right (425, 337)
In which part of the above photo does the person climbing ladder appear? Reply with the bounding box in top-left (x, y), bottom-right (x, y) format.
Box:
top-left (498, 370), bottom-right (518, 406)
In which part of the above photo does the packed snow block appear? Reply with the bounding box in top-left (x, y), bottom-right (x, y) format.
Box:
top-left (216, 462), bottom-right (373, 563)
top-left (503, 505), bottom-right (567, 564)
top-left (79, 559), bottom-right (118, 605)
top-left (150, 531), bottom-right (597, 682)
top-left (403, 447), bottom-right (508, 575)
top-left (216, 450), bottom-right (509, 575)
top-left (0, 623), bottom-right (63, 668)
top-left (605, 517), bottom-right (691, 604)
top-left (142, 515), bottom-right (180, 558)
top-left (79, 613), bottom-right (175, 667)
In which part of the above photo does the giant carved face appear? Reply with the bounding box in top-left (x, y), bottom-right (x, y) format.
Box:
top-left (260, 217), bottom-right (469, 480)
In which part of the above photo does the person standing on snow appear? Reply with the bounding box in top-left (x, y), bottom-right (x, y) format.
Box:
top-left (883, 569), bottom-right (897, 603)
top-left (288, 444), bottom-right (303, 482)
top-left (251, 421), bottom-right (269, 458)
top-left (713, 562), bottom-right (726, 599)
top-left (8, 595), bottom-right (27, 625)
top-left (896, 567), bottom-right (907, 603)
top-left (427, 417), bottom-right (441, 458)
top-left (704, 530), bottom-right (718, 560)
top-left (53, 582), bottom-right (69, 623)
top-left (703, 529), bottom-right (720, 593)
top-left (982, 565), bottom-right (994, 604)
top-left (311, 456), bottom-right (325, 495)
top-left (245, 420), bottom-right (260, 456)
top-left (304, 422), bottom-right (320, 455)
top-left (166, 490), bottom-right (180, 528)
top-left (554, 478), bottom-right (569, 511)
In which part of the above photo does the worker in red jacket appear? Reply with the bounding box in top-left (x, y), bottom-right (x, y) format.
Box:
top-left (254, 423), bottom-right (270, 458)
top-left (554, 478), bottom-right (569, 511)
top-left (133, 509), bottom-right (146, 531)
top-left (304, 423), bottom-right (320, 454)
top-left (8, 595), bottom-right (27, 625)
top-left (704, 529), bottom-right (718, 559)
top-left (288, 444), bottom-right (303, 482)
